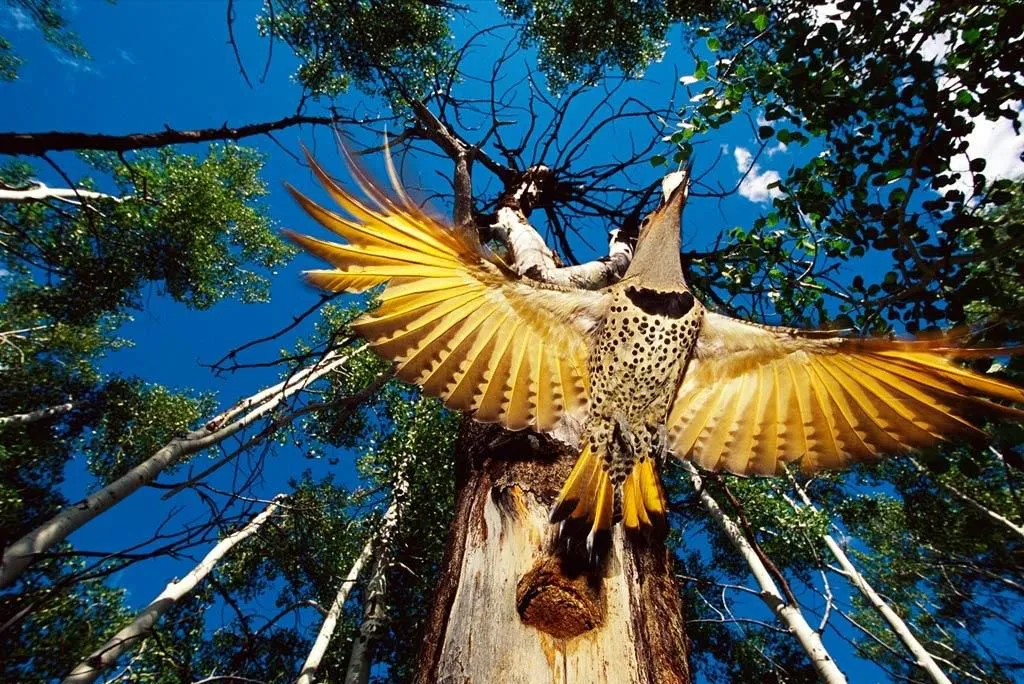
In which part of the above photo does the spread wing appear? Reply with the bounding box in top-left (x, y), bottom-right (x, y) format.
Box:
top-left (668, 312), bottom-right (1024, 475)
top-left (285, 151), bottom-right (605, 432)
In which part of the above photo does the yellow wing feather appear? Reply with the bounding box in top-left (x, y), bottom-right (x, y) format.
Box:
top-left (669, 312), bottom-right (1024, 475)
top-left (286, 149), bottom-right (603, 432)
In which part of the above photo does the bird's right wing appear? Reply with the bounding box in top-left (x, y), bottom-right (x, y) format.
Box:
top-left (285, 151), bottom-right (606, 433)
top-left (667, 312), bottom-right (1024, 475)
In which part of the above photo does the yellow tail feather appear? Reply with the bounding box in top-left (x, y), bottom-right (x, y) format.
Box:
top-left (551, 448), bottom-right (666, 556)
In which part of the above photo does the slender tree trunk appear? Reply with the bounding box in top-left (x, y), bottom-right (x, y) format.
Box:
top-left (681, 462), bottom-right (847, 684)
top-left (343, 404), bottom-right (420, 684)
top-left (296, 534), bottom-right (374, 684)
top-left (784, 479), bottom-right (952, 684)
top-left (0, 186), bottom-right (123, 203)
top-left (908, 456), bottom-right (1024, 541)
top-left (416, 420), bottom-right (691, 684)
top-left (63, 496), bottom-right (285, 684)
top-left (0, 345), bottom-right (364, 588)
top-left (0, 402), bottom-right (74, 428)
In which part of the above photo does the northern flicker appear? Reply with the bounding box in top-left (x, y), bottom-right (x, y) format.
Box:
top-left (284, 149), bottom-right (1024, 555)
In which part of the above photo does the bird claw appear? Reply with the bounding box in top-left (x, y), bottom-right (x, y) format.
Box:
top-left (613, 413), bottom-right (638, 456)
top-left (652, 424), bottom-right (669, 465)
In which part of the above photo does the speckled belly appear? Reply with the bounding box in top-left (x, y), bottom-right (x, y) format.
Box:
top-left (585, 284), bottom-right (704, 484)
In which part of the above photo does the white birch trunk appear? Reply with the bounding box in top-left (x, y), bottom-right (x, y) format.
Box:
top-left (0, 185), bottom-right (124, 204)
top-left (63, 496), bottom-right (285, 684)
top-left (342, 408), bottom-right (418, 684)
top-left (295, 534), bottom-right (374, 684)
top-left (908, 455), bottom-right (1024, 541)
top-left (0, 402), bottom-right (74, 428)
top-left (784, 479), bottom-right (952, 684)
top-left (0, 345), bottom-right (365, 588)
top-left (681, 461), bottom-right (847, 684)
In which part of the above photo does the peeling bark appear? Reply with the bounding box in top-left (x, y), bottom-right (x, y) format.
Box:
top-left (416, 421), bottom-right (690, 684)
top-left (63, 496), bottom-right (285, 684)
top-left (492, 165), bottom-right (637, 290)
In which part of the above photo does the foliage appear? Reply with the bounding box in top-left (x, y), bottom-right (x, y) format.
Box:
top-left (81, 378), bottom-right (216, 484)
top-left (0, 0), bottom-right (93, 81)
top-left (677, 0), bottom-right (1024, 333)
top-left (0, 553), bottom-right (131, 682)
top-left (258, 0), bottom-right (455, 100)
top-left (498, 0), bottom-right (681, 92)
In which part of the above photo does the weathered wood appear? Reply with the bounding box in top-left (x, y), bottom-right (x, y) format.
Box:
top-left (416, 420), bottom-right (690, 684)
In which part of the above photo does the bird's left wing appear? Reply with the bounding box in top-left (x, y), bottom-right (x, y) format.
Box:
top-left (284, 152), bottom-right (605, 433)
top-left (667, 312), bottom-right (1024, 475)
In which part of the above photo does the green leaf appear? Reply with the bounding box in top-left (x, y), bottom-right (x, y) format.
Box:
top-left (707, 37), bottom-right (721, 52)
top-left (650, 154), bottom-right (667, 167)
top-left (753, 11), bottom-right (768, 31)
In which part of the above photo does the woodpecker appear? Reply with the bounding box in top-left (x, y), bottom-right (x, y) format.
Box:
top-left (285, 149), bottom-right (1024, 556)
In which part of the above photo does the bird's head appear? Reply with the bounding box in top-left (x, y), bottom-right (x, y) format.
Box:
top-left (624, 164), bottom-right (691, 289)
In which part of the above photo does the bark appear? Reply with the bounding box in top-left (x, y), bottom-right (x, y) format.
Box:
top-left (0, 345), bottom-right (366, 588)
top-left (296, 533), bottom-right (374, 684)
top-left (415, 420), bottom-right (691, 684)
top-left (0, 114), bottom-right (341, 156)
top-left (785, 480), bottom-right (952, 684)
top-left (63, 496), bottom-right (285, 684)
top-left (681, 462), bottom-right (847, 684)
top-left (908, 455), bottom-right (1024, 542)
top-left (0, 186), bottom-right (123, 204)
top-left (0, 401), bottom-right (74, 428)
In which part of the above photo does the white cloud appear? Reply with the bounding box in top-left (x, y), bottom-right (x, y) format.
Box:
top-left (53, 51), bottom-right (96, 74)
top-left (808, 2), bottom-right (848, 31)
top-left (7, 6), bottom-right (32, 30)
top-left (949, 111), bottom-right (1024, 198)
top-left (909, 7), bottom-right (1024, 197)
top-left (734, 146), bottom-right (784, 204)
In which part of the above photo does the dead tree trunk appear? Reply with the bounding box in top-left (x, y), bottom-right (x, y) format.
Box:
top-left (415, 420), bottom-right (691, 684)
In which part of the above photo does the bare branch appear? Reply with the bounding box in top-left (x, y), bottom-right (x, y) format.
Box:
top-left (0, 114), bottom-right (354, 156)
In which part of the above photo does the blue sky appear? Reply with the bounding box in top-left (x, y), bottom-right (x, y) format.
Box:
top-left (3, 1), bottom-right (1021, 681)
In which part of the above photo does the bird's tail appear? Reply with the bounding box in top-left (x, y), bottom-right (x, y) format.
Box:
top-left (550, 444), bottom-right (667, 556)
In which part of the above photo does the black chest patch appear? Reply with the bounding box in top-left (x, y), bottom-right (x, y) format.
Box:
top-left (624, 286), bottom-right (695, 318)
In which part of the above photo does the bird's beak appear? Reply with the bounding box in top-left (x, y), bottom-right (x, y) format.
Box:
top-left (641, 161), bottom-right (692, 243)
top-left (661, 158), bottom-right (693, 209)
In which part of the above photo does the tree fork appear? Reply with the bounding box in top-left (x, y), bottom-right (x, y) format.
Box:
top-left (415, 419), bottom-right (691, 684)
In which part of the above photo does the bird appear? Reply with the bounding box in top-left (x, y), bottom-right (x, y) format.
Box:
top-left (283, 148), bottom-right (1024, 556)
